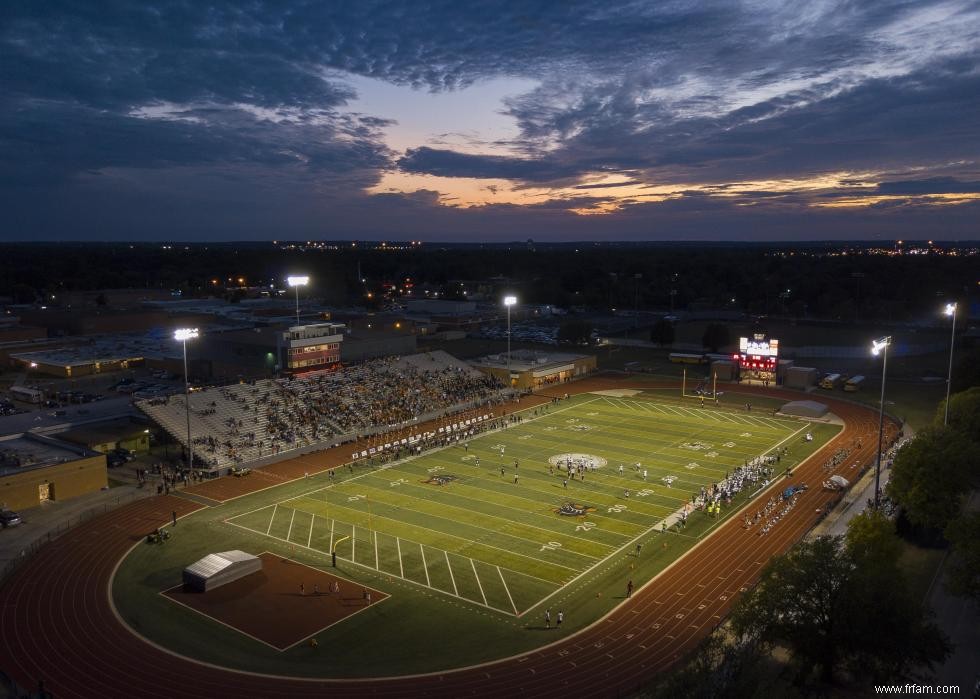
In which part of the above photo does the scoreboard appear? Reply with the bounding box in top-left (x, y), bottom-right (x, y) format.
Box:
top-left (737, 334), bottom-right (778, 379)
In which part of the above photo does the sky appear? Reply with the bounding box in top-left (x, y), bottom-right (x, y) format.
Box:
top-left (1, 0), bottom-right (979, 242)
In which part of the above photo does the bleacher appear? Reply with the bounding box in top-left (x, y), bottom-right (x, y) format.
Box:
top-left (137, 351), bottom-right (503, 471)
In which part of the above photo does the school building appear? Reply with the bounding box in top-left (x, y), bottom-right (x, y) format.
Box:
top-left (0, 433), bottom-right (107, 511)
top-left (469, 350), bottom-right (596, 390)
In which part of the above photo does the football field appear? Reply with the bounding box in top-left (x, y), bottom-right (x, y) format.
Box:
top-left (225, 393), bottom-right (808, 617)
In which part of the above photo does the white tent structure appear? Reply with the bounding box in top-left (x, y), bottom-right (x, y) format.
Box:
top-left (823, 474), bottom-right (850, 491)
top-left (183, 550), bottom-right (262, 592)
top-left (779, 400), bottom-right (830, 419)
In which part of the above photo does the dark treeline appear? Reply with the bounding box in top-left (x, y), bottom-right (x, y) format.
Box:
top-left (0, 242), bottom-right (975, 322)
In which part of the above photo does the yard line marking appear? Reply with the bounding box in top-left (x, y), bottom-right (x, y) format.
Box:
top-left (659, 404), bottom-right (688, 418)
top-left (329, 518), bottom-right (335, 552)
top-left (352, 524), bottom-right (356, 561)
top-left (286, 507), bottom-right (296, 542)
top-left (342, 479), bottom-right (619, 553)
top-left (266, 504), bottom-right (278, 535)
top-left (420, 543), bottom-right (431, 587)
top-left (694, 409), bottom-right (724, 423)
top-left (375, 529), bottom-right (380, 570)
top-left (446, 550), bottom-right (459, 596)
top-left (223, 520), bottom-right (520, 617)
top-left (287, 498), bottom-right (588, 573)
top-left (307, 514), bottom-right (314, 548)
top-left (743, 414), bottom-right (778, 429)
top-left (242, 394), bottom-right (606, 512)
top-left (711, 411), bottom-right (741, 424)
top-left (499, 566), bottom-right (518, 616)
top-left (472, 558), bottom-right (488, 606)
top-left (674, 405), bottom-right (702, 420)
top-left (397, 537), bottom-right (404, 578)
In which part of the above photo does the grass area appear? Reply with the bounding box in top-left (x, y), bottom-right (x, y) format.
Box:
top-left (113, 391), bottom-right (839, 677)
top-left (897, 541), bottom-right (947, 604)
top-left (844, 378), bottom-right (947, 431)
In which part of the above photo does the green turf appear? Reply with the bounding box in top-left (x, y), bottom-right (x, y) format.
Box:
top-left (225, 394), bottom-right (809, 612)
top-left (113, 391), bottom-right (840, 677)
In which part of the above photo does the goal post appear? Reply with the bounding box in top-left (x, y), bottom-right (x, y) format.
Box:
top-left (682, 368), bottom-right (718, 400)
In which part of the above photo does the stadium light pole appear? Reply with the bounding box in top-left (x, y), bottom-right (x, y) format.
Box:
top-left (871, 335), bottom-right (891, 510)
top-left (504, 295), bottom-right (517, 383)
top-left (287, 275), bottom-right (309, 326)
top-left (943, 302), bottom-right (957, 426)
top-left (175, 328), bottom-right (199, 470)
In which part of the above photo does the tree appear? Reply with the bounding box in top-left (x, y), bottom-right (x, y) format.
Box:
top-left (939, 386), bottom-right (980, 449)
top-left (887, 427), bottom-right (973, 533)
top-left (840, 512), bottom-right (950, 680)
top-left (731, 536), bottom-right (853, 683)
top-left (945, 511), bottom-right (980, 603)
top-left (557, 319), bottom-right (593, 345)
top-left (646, 632), bottom-right (770, 699)
top-left (951, 346), bottom-right (980, 392)
top-left (650, 317), bottom-right (675, 346)
top-left (731, 532), bottom-right (949, 686)
top-left (701, 323), bottom-right (730, 352)
top-left (845, 508), bottom-right (902, 567)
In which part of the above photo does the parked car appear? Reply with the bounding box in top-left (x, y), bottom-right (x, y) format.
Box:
top-left (112, 447), bottom-right (136, 462)
top-left (0, 509), bottom-right (22, 528)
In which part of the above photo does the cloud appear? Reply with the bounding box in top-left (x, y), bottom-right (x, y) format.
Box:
top-left (876, 177), bottom-right (980, 195)
top-left (1, 0), bottom-right (979, 239)
top-left (397, 147), bottom-right (578, 182)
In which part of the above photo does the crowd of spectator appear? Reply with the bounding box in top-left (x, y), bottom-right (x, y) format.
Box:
top-left (139, 352), bottom-right (505, 470)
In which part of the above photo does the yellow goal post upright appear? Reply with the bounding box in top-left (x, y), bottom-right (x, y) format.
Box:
top-left (681, 368), bottom-right (718, 400)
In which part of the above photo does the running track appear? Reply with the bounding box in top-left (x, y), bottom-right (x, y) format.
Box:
top-left (0, 379), bottom-right (896, 698)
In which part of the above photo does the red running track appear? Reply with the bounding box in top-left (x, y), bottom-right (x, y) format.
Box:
top-left (0, 380), bottom-right (895, 698)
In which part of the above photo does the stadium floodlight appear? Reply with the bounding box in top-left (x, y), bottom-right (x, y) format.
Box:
top-left (943, 302), bottom-right (957, 426)
top-left (174, 328), bottom-right (199, 342)
top-left (871, 336), bottom-right (890, 356)
top-left (287, 275), bottom-right (309, 325)
top-left (175, 328), bottom-right (199, 470)
top-left (870, 335), bottom-right (891, 509)
top-left (503, 296), bottom-right (518, 381)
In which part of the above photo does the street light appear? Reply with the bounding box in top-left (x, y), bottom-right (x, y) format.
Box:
top-left (174, 328), bottom-right (199, 470)
top-left (871, 335), bottom-right (891, 510)
top-left (943, 302), bottom-right (957, 426)
top-left (504, 295), bottom-right (517, 383)
top-left (287, 275), bottom-right (309, 326)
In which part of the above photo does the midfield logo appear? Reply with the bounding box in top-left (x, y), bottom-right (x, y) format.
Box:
top-left (556, 502), bottom-right (597, 517)
top-left (423, 474), bottom-right (458, 486)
